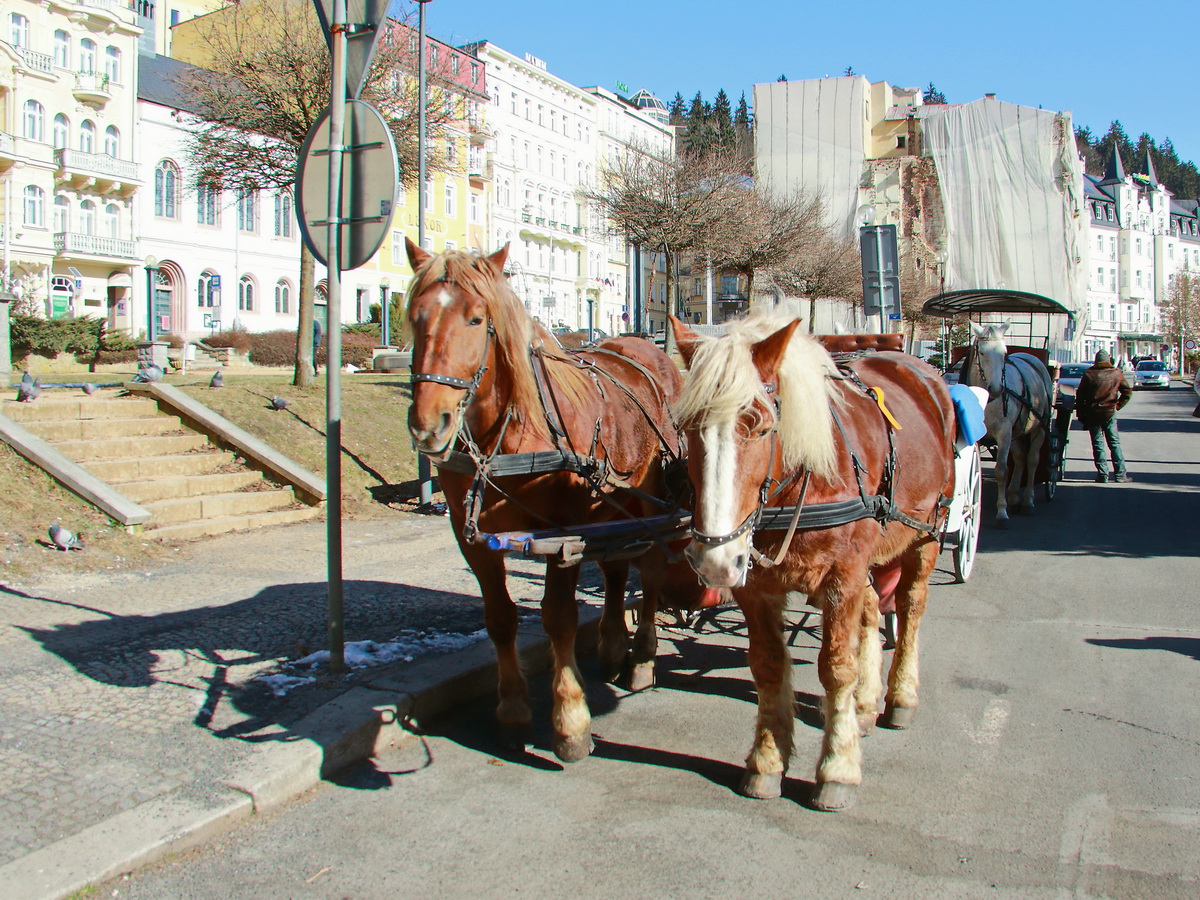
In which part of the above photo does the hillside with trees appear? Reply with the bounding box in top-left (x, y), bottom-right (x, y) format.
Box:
top-left (1074, 122), bottom-right (1200, 200)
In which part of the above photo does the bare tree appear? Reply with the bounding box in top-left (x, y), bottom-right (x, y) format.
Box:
top-left (1164, 268), bottom-right (1200, 367)
top-left (172, 0), bottom-right (454, 386)
top-left (763, 230), bottom-right (862, 332)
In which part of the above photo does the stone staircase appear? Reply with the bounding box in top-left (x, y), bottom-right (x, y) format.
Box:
top-left (3, 388), bottom-right (322, 541)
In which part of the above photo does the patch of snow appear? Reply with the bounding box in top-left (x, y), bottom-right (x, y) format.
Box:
top-left (293, 629), bottom-right (489, 672)
top-left (258, 674), bottom-right (317, 696)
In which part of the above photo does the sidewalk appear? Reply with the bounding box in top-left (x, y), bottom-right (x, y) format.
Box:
top-left (0, 512), bottom-right (617, 900)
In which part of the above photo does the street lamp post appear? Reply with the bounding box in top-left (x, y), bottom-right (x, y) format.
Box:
top-left (416, 0), bottom-right (434, 508)
top-left (587, 296), bottom-right (594, 342)
top-left (937, 247), bottom-right (949, 366)
top-left (379, 276), bottom-right (391, 349)
top-left (143, 254), bottom-right (158, 342)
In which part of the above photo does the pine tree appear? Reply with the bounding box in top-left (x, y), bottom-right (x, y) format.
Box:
top-left (923, 82), bottom-right (947, 104)
top-left (712, 89), bottom-right (733, 149)
top-left (668, 92), bottom-right (686, 125)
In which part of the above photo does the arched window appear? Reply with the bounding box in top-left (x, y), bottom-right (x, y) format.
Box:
top-left (79, 199), bottom-right (96, 235)
top-left (103, 203), bottom-right (119, 238)
top-left (103, 125), bottom-right (119, 157)
top-left (22, 100), bottom-right (44, 142)
top-left (52, 114), bottom-right (69, 150)
top-left (79, 120), bottom-right (96, 154)
top-left (197, 182), bottom-right (218, 226)
top-left (23, 185), bottom-right (45, 227)
top-left (238, 275), bottom-right (255, 311)
top-left (273, 191), bottom-right (293, 237)
top-left (53, 195), bottom-right (69, 233)
top-left (274, 280), bottom-right (291, 314)
top-left (236, 188), bottom-right (256, 231)
top-left (155, 161), bottom-right (179, 218)
top-left (10, 13), bottom-right (28, 47)
top-left (79, 38), bottom-right (96, 73)
top-left (197, 271), bottom-right (218, 308)
top-left (54, 30), bottom-right (70, 68)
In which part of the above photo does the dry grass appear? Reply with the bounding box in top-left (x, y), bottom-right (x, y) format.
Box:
top-left (1, 369), bottom-right (426, 582)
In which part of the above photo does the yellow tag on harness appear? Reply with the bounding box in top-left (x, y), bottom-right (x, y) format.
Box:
top-left (870, 386), bottom-right (902, 429)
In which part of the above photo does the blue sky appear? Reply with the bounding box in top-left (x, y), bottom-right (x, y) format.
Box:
top-left (398, 0), bottom-right (1200, 166)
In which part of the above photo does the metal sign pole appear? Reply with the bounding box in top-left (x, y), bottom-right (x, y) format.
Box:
top-left (416, 0), bottom-right (434, 507)
top-left (325, 0), bottom-right (348, 673)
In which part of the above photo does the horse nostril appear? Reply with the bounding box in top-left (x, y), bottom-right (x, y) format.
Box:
top-left (732, 553), bottom-right (746, 572)
top-left (439, 412), bottom-right (452, 436)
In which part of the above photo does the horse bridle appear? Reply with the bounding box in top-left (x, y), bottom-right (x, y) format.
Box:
top-left (409, 320), bottom-right (495, 405)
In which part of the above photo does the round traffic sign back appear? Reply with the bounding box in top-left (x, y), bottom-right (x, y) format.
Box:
top-left (1186, 339), bottom-right (1197, 350)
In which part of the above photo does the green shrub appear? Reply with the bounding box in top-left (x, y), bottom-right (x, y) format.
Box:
top-left (204, 328), bottom-right (253, 354)
top-left (10, 314), bottom-right (107, 357)
top-left (240, 329), bottom-right (376, 370)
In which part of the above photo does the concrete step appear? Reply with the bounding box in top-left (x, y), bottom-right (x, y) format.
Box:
top-left (56, 432), bottom-right (210, 461)
top-left (83, 449), bottom-right (234, 481)
top-left (20, 415), bottom-right (184, 442)
top-left (1, 395), bottom-right (160, 422)
top-left (141, 487), bottom-right (299, 525)
top-left (147, 504), bottom-right (323, 541)
top-left (116, 470), bottom-right (263, 503)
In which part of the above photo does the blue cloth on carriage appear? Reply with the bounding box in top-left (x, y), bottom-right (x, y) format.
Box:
top-left (948, 383), bottom-right (987, 445)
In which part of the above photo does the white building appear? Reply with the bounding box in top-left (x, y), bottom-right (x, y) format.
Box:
top-left (1081, 147), bottom-right (1200, 363)
top-left (136, 53), bottom-right (303, 340)
top-left (464, 42), bottom-right (673, 335)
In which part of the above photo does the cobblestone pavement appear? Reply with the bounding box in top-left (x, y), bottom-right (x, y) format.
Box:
top-left (0, 512), bottom-right (608, 869)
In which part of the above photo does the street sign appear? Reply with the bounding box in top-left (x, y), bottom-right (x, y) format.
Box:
top-left (888, 313), bottom-right (902, 320)
top-left (296, 99), bottom-right (398, 271)
top-left (1186, 339), bottom-right (1197, 350)
top-left (311, 0), bottom-right (388, 100)
top-left (860, 224), bottom-right (901, 317)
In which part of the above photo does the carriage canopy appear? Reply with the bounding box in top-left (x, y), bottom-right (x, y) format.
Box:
top-left (921, 289), bottom-right (1075, 322)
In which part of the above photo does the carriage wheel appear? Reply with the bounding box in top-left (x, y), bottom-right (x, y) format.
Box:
top-left (952, 445), bottom-right (982, 583)
top-left (1044, 427), bottom-right (1059, 502)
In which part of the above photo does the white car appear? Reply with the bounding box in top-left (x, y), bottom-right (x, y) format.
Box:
top-left (1133, 360), bottom-right (1171, 389)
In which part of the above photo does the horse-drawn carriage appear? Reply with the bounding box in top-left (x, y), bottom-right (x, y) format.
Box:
top-left (922, 289), bottom-right (1076, 526)
top-left (403, 241), bottom-right (990, 810)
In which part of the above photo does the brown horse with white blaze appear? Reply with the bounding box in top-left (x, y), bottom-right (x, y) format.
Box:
top-left (406, 239), bottom-right (697, 762)
top-left (671, 314), bottom-right (956, 811)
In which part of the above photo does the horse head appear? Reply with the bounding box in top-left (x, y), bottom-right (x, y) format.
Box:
top-left (671, 315), bottom-right (801, 588)
top-left (968, 320), bottom-right (1010, 399)
top-left (404, 238), bottom-right (509, 456)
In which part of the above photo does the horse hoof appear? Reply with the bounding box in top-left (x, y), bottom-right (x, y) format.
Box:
top-left (627, 662), bottom-right (655, 693)
top-left (599, 659), bottom-right (624, 684)
top-left (881, 703), bottom-right (916, 729)
top-left (498, 721), bottom-right (533, 750)
top-left (739, 770), bottom-right (783, 800)
top-left (811, 781), bottom-right (857, 812)
top-left (994, 517), bottom-right (1009, 530)
top-left (857, 712), bottom-right (878, 737)
top-left (552, 732), bottom-right (594, 763)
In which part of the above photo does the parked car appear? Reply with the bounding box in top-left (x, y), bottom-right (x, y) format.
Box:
top-left (1053, 363), bottom-right (1089, 408)
top-left (1133, 359), bottom-right (1171, 389)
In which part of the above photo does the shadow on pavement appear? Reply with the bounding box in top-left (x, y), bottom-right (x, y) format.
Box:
top-left (1086, 635), bottom-right (1200, 663)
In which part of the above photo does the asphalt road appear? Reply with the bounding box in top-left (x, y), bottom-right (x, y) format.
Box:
top-left (103, 383), bottom-right (1200, 899)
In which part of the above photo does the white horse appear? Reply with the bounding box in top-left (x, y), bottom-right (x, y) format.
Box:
top-left (961, 322), bottom-right (1053, 528)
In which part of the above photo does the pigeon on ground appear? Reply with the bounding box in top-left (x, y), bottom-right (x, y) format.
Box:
top-left (132, 364), bottom-right (164, 383)
top-left (209, 370), bottom-right (224, 389)
top-left (270, 396), bottom-right (290, 410)
top-left (21, 370), bottom-right (33, 388)
top-left (82, 382), bottom-right (98, 395)
top-left (17, 377), bottom-right (42, 402)
top-left (48, 522), bottom-right (84, 551)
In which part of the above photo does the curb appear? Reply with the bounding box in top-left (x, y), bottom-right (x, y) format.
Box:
top-left (2, 600), bottom-right (614, 899)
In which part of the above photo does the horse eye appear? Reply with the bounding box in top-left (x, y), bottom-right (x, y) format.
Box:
top-left (468, 316), bottom-right (484, 326)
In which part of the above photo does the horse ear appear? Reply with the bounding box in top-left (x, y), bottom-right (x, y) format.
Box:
top-left (998, 320), bottom-right (1011, 335)
top-left (406, 237), bottom-right (431, 272)
top-left (969, 321), bottom-right (985, 337)
top-left (484, 243), bottom-right (510, 278)
top-left (751, 319), bottom-right (802, 383)
top-left (669, 316), bottom-right (700, 366)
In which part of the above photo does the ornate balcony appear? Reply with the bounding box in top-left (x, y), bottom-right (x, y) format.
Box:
top-left (73, 71), bottom-right (112, 106)
top-left (55, 148), bottom-right (140, 191)
top-left (54, 231), bottom-right (138, 261)
top-left (11, 44), bottom-right (53, 74)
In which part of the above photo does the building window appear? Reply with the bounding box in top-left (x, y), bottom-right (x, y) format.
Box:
top-left (238, 275), bottom-right (255, 311)
top-left (22, 100), bottom-right (45, 142)
top-left (470, 62), bottom-right (479, 83)
top-left (274, 191), bottom-right (293, 237)
top-left (429, 44), bottom-right (439, 68)
top-left (198, 271), bottom-right (217, 308)
top-left (103, 203), bottom-right (119, 238)
top-left (444, 182), bottom-right (456, 216)
top-left (53, 195), bottom-right (69, 233)
top-left (1136, 270), bottom-right (1142, 288)
top-left (469, 192), bottom-right (479, 223)
top-left (274, 281), bottom-right (291, 314)
top-left (446, 136), bottom-right (457, 165)
top-left (237, 188), bottom-right (256, 232)
top-left (79, 120), bottom-right (96, 153)
top-left (79, 38), bottom-right (96, 73)
top-left (105, 46), bottom-right (121, 84)
top-left (155, 161), bottom-right (179, 218)
top-left (52, 114), bottom-right (69, 149)
top-left (104, 125), bottom-right (119, 157)
top-left (391, 230), bottom-right (403, 266)
top-left (23, 186), bottom-right (45, 227)
top-left (450, 54), bottom-right (459, 75)
top-left (197, 182), bottom-right (218, 226)
top-left (10, 13), bottom-right (28, 47)
top-left (54, 29), bottom-right (70, 68)
top-left (79, 199), bottom-right (96, 235)
top-left (423, 177), bottom-right (433, 211)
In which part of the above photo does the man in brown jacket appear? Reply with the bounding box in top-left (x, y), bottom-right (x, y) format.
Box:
top-left (1075, 349), bottom-right (1134, 482)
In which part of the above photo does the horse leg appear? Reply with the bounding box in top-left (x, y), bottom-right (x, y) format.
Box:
top-left (627, 549), bottom-right (666, 692)
top-left (812, 573), bottom-right (868, 812)
top-left (541, 562), bottom-right (593, 763)
top-left (596, 558), bottom-right (631, 685)
top-left (993, 427), bottom-right (1013, 529)
top-left (736, 589), bottom-right (793, 800)
top-left (880, 539), bottom-right (938, 729)
top-left (855, 578), bottom-right (884, 736)
top-left (461, 543), bottom-right (531, 747)
top-left (1021, 428), bottom-right (1046, 513)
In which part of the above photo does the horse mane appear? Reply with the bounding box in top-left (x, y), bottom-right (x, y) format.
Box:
top-left (676, 313), bottom-right (842, 479)
top-left (406, 249), bottom-right (593, 438)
